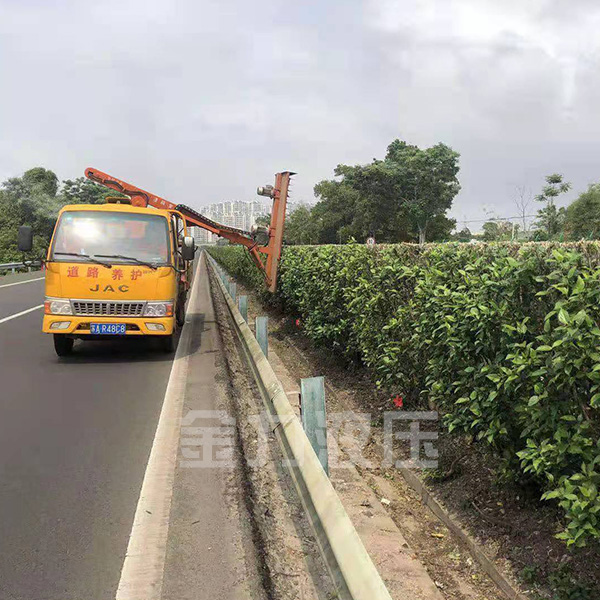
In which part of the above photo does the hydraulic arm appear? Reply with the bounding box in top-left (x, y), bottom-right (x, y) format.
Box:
top-left (84, 167), bottom-right (294, 292)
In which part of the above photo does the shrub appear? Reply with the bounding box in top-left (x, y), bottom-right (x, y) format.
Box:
top-left (207, 242), bottom-right (600, 547)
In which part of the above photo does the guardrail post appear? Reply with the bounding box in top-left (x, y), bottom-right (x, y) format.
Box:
top-left (255, 316), bottom-right (268, 358)
top-left (238, 295), bottom-right (248, 322)
top-left (300, 376), bottom-right (329, 475)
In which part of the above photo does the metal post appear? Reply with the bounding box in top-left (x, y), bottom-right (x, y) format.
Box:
top-left (255, 316), bottom-right (268, 358)
top-left (300, 376), bottom-right (329, 475)
top-left (238, 295), bottom-right (248, 322)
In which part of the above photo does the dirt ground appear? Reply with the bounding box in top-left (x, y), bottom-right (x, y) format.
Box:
top-left (229, 277), bottom-right (600, 600)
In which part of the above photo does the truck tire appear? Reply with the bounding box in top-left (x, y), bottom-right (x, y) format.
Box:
top-left (159, 333), bottom-right (175, 353)
top-left (176, 298), bottom-right (186, 327)
top-left (53, 335), bottom-right (74, 357)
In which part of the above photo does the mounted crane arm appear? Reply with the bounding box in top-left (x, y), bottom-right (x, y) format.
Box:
top-left (84, 167), bottom-right (294, 292)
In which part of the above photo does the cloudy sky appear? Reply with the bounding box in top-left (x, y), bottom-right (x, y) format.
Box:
top-left (1, 0), bottom-right (599, 228)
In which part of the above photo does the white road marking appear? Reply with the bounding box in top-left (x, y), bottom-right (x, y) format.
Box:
top-left (115, 257), bottom-right (202, 600)
top-left (0, 276), bottom-right (44, 289)
top-left (0, 304), bottom-right (44, 325)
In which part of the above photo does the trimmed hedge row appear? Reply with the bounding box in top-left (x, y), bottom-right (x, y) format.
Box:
top-left (207, 242), bottom-right (600, 547)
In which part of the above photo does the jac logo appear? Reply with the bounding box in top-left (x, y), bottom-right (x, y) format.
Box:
top-left (89, 284), bottom-right (130, 293)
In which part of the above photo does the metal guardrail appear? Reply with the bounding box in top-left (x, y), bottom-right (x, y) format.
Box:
top-left (206, 252), bottom-right (393, 600)
top-left (0, 261), bottom-right (41, 274)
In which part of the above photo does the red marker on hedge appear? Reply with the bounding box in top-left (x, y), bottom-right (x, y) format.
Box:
top-left (392, 395), bottom-right (404, 408)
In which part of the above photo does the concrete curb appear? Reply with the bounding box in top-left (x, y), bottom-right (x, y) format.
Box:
top-left (206, 254), bottom-right (393, 600)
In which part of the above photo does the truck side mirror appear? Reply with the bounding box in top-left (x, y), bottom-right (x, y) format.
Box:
top-left (17, 226), bottom-right (33, 252)
top-left (181, 236), bottom-right (196, 261)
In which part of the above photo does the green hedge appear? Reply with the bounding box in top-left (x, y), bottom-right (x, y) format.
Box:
top-left (207, 242), bottom-right (600, 547)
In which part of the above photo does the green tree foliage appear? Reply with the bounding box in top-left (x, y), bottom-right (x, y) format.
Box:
top-left (0, 168), bottom-right (63, 262)
top-left (61, 177), bottom-right (117, 205)
top-left (535, 174), bottom-right (571, 239)
top-left (209, 242), bottom-right (600, 548)
top-left (22, 167), bottom-right (59, 196)
top-left (254, 213), bottom-right (271, 227)
top-left (286, 139), bottom-right (459, 245)
top-left (284, 205), bottom-right (320, 245)
top-left (452, 227), bottom-right (473, 242)
top-left (384, 140), bottom-right (460, 243)
top-left (310, 178), bottom-right (363, 243)
top-left (481, 220), bottom-right (516, 241)
top-left (0, 168), bottom-right (117, 263)
top-left (564, 184), bottom-right (600, 240)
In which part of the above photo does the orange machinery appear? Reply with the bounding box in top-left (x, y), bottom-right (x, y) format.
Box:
top-left (85, 167), bottom-right (294, 292)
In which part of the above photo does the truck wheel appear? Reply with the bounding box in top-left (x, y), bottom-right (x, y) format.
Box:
top-left (159, 334), bottom-right (175, 353)
top-left (53, 335), bottom-right (74, 357)
top-left (176, 294), bottom-right (186, 327)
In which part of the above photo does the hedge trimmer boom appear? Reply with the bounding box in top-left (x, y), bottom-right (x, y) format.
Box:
top-left (84, 167), bottom-right (294, 292)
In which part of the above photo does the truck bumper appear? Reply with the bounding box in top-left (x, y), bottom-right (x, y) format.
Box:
top-left (42, 315), bottom-right (175, 336)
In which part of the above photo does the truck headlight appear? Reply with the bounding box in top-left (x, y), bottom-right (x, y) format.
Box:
top-left (44, 298), bottom-right (73, 315)
top-left (144, 301), bottom-right (174, 318)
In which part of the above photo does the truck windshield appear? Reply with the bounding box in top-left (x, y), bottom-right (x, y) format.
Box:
top-left (50, 211), bottom-right (170, 265)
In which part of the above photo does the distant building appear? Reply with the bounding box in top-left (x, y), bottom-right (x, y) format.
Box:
top-left (189, 199), bottom-right (272, 244)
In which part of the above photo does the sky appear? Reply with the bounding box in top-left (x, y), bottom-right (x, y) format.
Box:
top-left (1, 0), bottom-right (599, 229)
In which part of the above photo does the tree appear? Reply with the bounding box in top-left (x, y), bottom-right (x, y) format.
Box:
top-left (385, 140), bottom-right (460, 243)
top-left (61, 177), bottom-right (118, 205)
top-left (0, 167), bottom-right (119, 262)
top-left (534, 174), bottom-right (571, 238)
top-left (0, 168), bottom-right (62, 261)
top-left (453, 227), bottom-right (472, 242)
top-left (564, 183), bottom-right (600, 240)
top-left (22, 167), bottom-right (59, 197)
top-left (513, 185), bottom-right (533, 234)
top-left (534, 204), bottom-right (566, 240)
top-left (481, 220), bottom-right (515, 241)
top-left (312, 139), bottom-right (460, 244)
top-left (311, 178), bottom-right (362, 243)
top-left (254, 213), bottom-right (271, 227)
top-left (284, 206), bottom-right (320, 245)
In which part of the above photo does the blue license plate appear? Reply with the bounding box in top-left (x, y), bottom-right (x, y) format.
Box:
top-left (90, 323), bottom-right (127, 335)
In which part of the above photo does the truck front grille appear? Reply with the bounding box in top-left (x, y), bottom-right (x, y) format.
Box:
top-left (72, 301), bottom-right (146, 317)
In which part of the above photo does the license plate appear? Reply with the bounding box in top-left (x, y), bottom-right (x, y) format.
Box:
top-left (90, 323), bottom-right (127, 335)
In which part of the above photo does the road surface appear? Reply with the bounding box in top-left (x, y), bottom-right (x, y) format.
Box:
top-left (0, 259), bottom-right (262, 600)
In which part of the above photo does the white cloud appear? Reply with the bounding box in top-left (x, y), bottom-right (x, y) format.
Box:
top-left (1, 0), bottom-right (600, 223)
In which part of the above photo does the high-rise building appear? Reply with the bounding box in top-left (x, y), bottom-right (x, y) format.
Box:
top-left (189, 199), bottom-right (272, 244)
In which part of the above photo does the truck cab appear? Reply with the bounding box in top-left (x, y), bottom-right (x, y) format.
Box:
top-left (39, 200), bottom-right (195, 356)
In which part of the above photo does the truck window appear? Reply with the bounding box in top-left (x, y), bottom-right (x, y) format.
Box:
top-left (50, 211), bottom-right (171, 265)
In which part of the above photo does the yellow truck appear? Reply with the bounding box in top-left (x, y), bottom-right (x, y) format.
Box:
top-left (19, 198), bottom-right (196, 356)
top-left (16, 166), bottom-right (293, 357)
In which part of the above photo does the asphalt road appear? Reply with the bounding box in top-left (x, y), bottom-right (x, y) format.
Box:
top-left (0, 262), bottom-right (259, 600)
